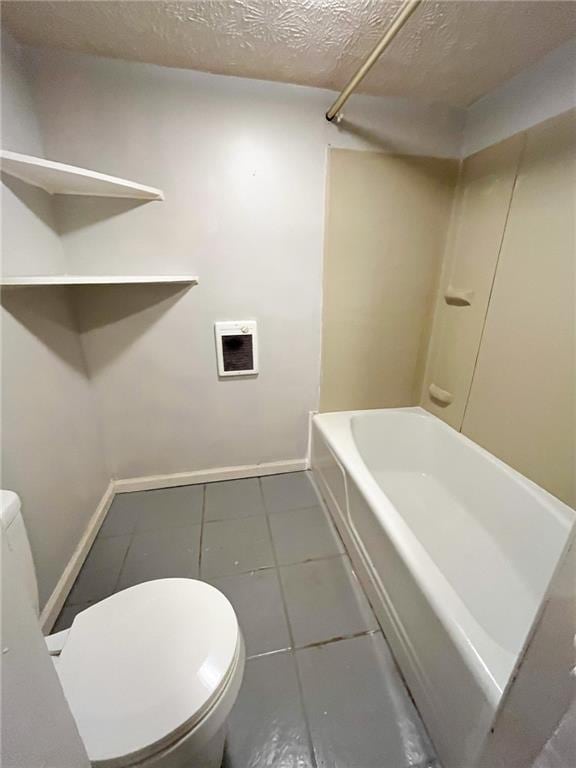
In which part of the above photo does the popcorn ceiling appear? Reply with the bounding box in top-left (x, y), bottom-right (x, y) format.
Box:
top-left (3, 0), bottom-right (576, 107)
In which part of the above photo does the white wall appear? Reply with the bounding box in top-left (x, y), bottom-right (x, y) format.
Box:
top-left (463, 39), bottom-right (576, 157)
top-left (1, 32), bottom-right (43, 155)
top-left (1, 33), bottom-right (109, 608)
top-left (1, 32), bottom-right (65, 276)
top-left (21, 46), bottom-right (463, 481)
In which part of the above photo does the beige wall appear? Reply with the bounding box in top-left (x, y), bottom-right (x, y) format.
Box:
top-left (462, 110), bottom-right (575, 507)
top-left (423, 109), bottom-right (575, 508)
top-left (422, 133), bottom-right (525, 428)
top-left (320, 148), bottom-right (457, 412)
top-left (1, 34), bottom-right (109, 608)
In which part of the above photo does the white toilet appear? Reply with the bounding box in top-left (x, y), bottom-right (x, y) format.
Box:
top-left (1, 490), bottom-right (245, 768)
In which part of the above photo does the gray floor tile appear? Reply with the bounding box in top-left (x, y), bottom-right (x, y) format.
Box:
top-left (59, 469), bottom-right (438, 768)
top-left (53, 601), bottom-right (93, 632)
top-left (132, 485), bottom-right (204, 532)
top-left (209, 569), bottom-right (291, 657)
top-left (280, 556), bottom-right (378, 648)
top-left (297, 634), bottom-right (437, 768)
top-left (67, 535), bottom-right (131, 605)
top-left (224, 651), bottom-right (314, 768)
top-left (205, 478), bottom-right (265, 522)
top-left (201, 516), bottom-right (275, 580)
top-left (98, 486), bottom-right (204, 538)
top-left (97, 495), bottom-right (140, 538)
top-left (117, 525), bottom-right (200, 589)
top-left (270, 505), bottom-right (344, 566)
top-left (261, 472), bottom-right (320, 514)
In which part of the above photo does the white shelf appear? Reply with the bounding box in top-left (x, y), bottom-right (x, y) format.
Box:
top-left (0, 275), bottom-right (198, 287)
top-left (0, 150), bottom-right (164, 200)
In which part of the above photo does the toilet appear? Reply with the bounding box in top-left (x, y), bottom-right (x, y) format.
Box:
top-left (1, 490), bottom-right (245, 768)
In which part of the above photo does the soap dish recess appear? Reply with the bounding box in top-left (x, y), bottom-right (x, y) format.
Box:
top-left (444, 286), bottom-right (474, 306)
top-left (428, 383), bottom-right (454, 406)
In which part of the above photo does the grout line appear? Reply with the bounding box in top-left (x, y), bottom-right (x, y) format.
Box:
top-left (247, 628), bottom-right (381, 661)
top-left (195, 552), bottom-right (348, 584)
top-left (294, 628), bottom-right (381, 653)
top-left (203, 510), bottom-right (267, 524)
top-left (204, 489), bottom-right (324, 525)
top-left (266, 502), bottom-right (327, 519)
top-left (277, 552), bottom-right (346, 570)
top-left (209, 564), bottom-right (277, 581)
top-left (246, 646), bottom-right (292, 662)
top-left (265, 503), bottom-right (326, 516)
top-left (99, 520), bottom-right (202, 540)
top-left (107, 533), bottom-right (134, 598)
top-left (257, 477), bottom-right (295, 650)
top-left (258, 475), bottom-right (319, 768)
top-left (198, 484), bottom-right (207, 578)
top-left (110, 555), bottom-right (131, 596)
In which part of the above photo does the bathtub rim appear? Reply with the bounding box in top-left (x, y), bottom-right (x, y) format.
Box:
top-left (312, 406), bottom-right (575, 711)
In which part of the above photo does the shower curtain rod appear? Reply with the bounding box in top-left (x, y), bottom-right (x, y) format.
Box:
top-left (326, 0), bottom-right (423, 121)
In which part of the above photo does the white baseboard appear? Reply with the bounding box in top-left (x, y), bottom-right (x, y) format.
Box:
top-left (40, 459), bottom-right (309, 632)
top-left (40, 481), bottom-right (115, 634)
top-left (113, 459), bottom-right (309, 493)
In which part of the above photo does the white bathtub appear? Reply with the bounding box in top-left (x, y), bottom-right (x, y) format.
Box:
top-left (311, 407), bottom-right (575, 768)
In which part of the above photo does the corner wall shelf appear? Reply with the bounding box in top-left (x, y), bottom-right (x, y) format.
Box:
top-left (0, 150), bottom-right (164, 200)
top-left (0, 275), bottom-right (198, 287)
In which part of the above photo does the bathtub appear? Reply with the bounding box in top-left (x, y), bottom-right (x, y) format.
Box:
top-left (311, 407), bottom-right (575, 768)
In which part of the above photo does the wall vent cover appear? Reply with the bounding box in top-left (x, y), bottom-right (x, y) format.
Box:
top-left (214, 320), bottom-right (258, 377)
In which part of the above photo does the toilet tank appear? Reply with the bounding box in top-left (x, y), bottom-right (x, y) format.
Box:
top-left (1, 491), bottom-right (40, 616)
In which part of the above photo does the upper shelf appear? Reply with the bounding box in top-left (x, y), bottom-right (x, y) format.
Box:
top-left (0, 275), bottom-right (198, 287)
top-left (0, 150), bottom-right (164, 200)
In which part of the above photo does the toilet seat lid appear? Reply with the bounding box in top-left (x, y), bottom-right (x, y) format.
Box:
top-left (57, 579), bottom-right (240, 766)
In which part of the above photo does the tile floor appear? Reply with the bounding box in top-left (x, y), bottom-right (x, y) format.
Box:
top-left (54, 471), bottom-right (439, 768)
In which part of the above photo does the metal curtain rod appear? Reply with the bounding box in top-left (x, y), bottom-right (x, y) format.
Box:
top-left (326, 0), bottom-right (424, 121)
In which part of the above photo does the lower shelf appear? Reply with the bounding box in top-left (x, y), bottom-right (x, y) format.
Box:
top-left (0, 275), bottom-right (198, 287)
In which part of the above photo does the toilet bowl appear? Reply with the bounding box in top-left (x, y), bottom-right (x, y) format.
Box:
top-left (53, 579), bottom-right (245, 768)
top-left (1, 491), bottom-right (245, 768)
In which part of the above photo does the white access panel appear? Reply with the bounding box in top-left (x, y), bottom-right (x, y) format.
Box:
top-left (214, 321), bottom-right (258, 377)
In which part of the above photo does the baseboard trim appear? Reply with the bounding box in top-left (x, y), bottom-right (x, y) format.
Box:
top-left (40, 459), bottom-right (310, 631)
top-left (40, 481), bottom-right (115, 634)
top-left (113, 459), bottom-right (309, 494)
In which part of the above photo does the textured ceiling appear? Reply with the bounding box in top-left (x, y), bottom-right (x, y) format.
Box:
top-left (3, 0), bottom-right (576, 107)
